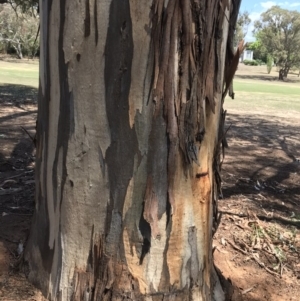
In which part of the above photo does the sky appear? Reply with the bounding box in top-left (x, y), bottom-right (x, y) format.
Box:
top-left (240, 1), bottom-right (300, 41)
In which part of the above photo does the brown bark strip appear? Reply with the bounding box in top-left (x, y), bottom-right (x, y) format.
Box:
top-left (179, 0), bottom-right (192, 105)
top-left (223, 39), bottom-right (246, 99)
top-left (165, 0), bottom-right (180, 212)
top-left (150, 0), bottom-right (239, 212)
top-left (153, 0), bottom-right (177, 113)
top-left (71, 236), bottom-right (144, 301)
top-left (143, 176), bottom-right (160, 239)
top-left (203, 1), bottom-right (219, 114)
top-left (150, 0), bottom-right (164, 102)
top-left (212, 0), bottom-right (243, 239)
top-left (223, 0), bottom-right (242, 101)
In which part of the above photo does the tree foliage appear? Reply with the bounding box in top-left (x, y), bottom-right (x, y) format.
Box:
top-left (254, 6), bottom-right (300, 79)
top-left (247, 40), bottom-right (268, 63)
top-left (266, 53), bottom-right (273, 74)
top-left (0, 0), bottom-right (38, 14)
top-left (234, 11), bottom-right (251, 46)
top-left (0, 4), bottom-right (39, 58)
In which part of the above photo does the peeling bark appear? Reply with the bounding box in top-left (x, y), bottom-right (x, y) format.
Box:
top-left (25, 0), bottom-right (241, 300)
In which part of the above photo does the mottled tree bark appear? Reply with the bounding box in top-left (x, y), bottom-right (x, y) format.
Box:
top-left (25, 0), bottom-right (241, 300)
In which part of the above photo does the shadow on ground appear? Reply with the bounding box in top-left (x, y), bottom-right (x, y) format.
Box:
top-left (222, 112), bottom-right (300, 215)
top-left (0, 137), bottom-right (35, 239)
top-left (0, 84), bottom-right (38, 106)
top-left (0, 87), bottom-right (36, 244)
top-left (0, 126), bottom-right (36, 249)
top-left (214, 111), bottom-right (300, 301)
top-left (0, 81), bottom-right (39, 300)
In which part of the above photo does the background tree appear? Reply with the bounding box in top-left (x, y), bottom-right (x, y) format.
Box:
top-left (0, 0), bottom-right (38, 14)
top-left (0, 4), bottom-right (39, 58)
top-left (234, 11), bottom-right (251, 46)
top-left (254, 6), bottom-right (300, 80)
top-left (266, 53), bottom-right (273, 74)
top-left (247, 40), bottom-right (268, 63)
top-left (24, 0), bottom-right (242, 300)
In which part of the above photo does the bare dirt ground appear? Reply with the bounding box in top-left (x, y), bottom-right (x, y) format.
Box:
top-left (214, 112), bottom-right (300, 301)
top-left (0, 81), bottom-right (43, 300)
top-left (0, 61), bottom-right (299, 300)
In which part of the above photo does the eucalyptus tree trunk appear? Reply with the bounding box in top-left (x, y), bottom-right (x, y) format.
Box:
top-left (25, 0), bottom-right (241, 300)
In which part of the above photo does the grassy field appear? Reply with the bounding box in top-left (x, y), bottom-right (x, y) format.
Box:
top-left (0, 59), bottom-right (299, 114)
top-left (234, 79), bottom-right (300, 95)
top-left (225, 91), bottom-right (300, 115)
top-left (226, 79), bottom-right (300, 114)
top-left (225, 65), bottom-right (300, 114)
top-left (0, 60), bottom-right (39, 88)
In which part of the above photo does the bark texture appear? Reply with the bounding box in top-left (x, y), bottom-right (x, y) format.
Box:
top-left (25, 0), bottom-right (241, 300)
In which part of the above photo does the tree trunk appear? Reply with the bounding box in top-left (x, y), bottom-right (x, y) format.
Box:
top-left (12, 41), bottom-right (23, 59)
top-left (25, 0), bottom-right (241, 300)
top-left (279, 65), bottom-right (290, 80)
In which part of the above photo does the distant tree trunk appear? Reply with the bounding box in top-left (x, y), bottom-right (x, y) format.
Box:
top-left (2, 39), bottom-right (23, 58)
top-left (25, 0), bottom-right (241, 300)
top-left (279, 64), bottom-right (290, 80)
top-left (12, 40), bottom-right (23, 59)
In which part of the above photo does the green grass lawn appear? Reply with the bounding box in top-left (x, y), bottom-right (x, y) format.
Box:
top-left (225, 78), bottom-right (300, 114)
top-left (0, 59), bottom-right (299, 114)
top-left (0, 60), bottom-right (39, 88)
top-left (234, 79), bottom-right (300, 96)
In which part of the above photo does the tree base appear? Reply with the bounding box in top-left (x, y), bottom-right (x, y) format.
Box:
top-left (214, 264), bottom-right (243, 301)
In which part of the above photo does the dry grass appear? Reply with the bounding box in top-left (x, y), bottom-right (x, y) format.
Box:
top-left (0, 58), bottom-right (38, 88)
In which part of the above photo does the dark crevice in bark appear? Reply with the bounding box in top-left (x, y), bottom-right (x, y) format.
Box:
top-left (138, 198), bottom-right (152, 264)
top-left (86, 225), bottom-right (95, 271)
top-left (104, 0), bottom-right (137, 259)
top-left (97, 145), bottom-right (106, 178)
top-left (165, 195), bottom-right (171, 228)
top-left (94, 0), bottom-right (98, 45)
top-left (84, 0), bottom-right (91, 37)
top-left (146, 113), bottom-right (168, 219)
